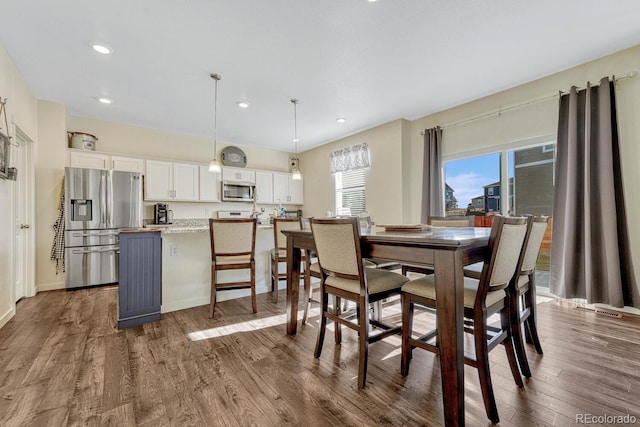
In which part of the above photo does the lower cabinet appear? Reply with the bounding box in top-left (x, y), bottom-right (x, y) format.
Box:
top-left (118, 230), bottom-right (162, 329)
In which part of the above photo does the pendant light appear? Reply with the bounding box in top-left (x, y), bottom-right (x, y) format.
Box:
top-left (290, 99), bottom-right (302, 180)
top-left (208, 73), bottom-right (222, 173)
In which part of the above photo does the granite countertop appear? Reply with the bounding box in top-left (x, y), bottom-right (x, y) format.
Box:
top-left (143, 218), bottom-right (272, 234)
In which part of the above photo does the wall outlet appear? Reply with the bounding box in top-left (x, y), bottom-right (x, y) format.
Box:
top-left (169, 244), bottom-right (177, 256)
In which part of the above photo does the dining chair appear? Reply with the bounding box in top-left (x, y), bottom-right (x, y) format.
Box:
top-left (400, 215), bottom-right (530, 424)
top-left (401, 215), bottom-right (475, 276)
top-left (271, 217), bottom-right (310, 304)
top-left (208, 218), bottom-right (257, 318)
top-left (310, 217), bottom-right (409, 389)
top-left (463, 215), bottom-right (549, 378)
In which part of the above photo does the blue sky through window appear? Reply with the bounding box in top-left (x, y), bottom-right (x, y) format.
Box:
top-left (445, 153), bottom-right (500, 208)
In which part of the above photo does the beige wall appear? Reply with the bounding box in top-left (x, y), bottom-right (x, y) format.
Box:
top-left (0, 44), bottom-right (38, 328)
top-left (299, 119), bottom-right (405, 225)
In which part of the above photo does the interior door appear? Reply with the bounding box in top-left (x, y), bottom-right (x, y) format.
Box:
top-left (13, 130), bottom-right (34, 302)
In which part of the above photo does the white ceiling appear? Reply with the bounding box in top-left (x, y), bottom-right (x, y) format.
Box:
top-left (1, 1), bottom-right (640, 153)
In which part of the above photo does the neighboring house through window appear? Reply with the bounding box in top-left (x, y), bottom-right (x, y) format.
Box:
top-left (335, 168), bottom-right (366, 215)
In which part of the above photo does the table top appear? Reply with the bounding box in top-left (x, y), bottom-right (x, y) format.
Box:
top-left (284, 226), bottom-right (491, 248)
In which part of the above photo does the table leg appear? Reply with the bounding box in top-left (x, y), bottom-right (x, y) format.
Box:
top-left (286, 235), bottom-right (301, 335)
top-left (434, 249), bottom-right (465, 427)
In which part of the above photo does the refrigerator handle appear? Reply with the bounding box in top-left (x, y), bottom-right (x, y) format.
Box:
top-left (100, 170), bottom-right (107, 226)
top-left (106, 170), bottom-right (114, 228)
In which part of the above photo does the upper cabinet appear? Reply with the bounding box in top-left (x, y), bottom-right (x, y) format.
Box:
top-left (255, 171), bottom-right (274, 204)
top-left (111, 156), bottom-right (145, 173)
top-left (68, 150), bottom-right (144, 173)
top-left (273, 172), bottom-right (303, 205)
top-left (222, 167), bottom-right (255, 184)
top-left (145, 160), bottom-right (199, 201)
top-left (68, 150), bottom-right (111, 170)
top-left (199, 165), bottom-right (221, 202)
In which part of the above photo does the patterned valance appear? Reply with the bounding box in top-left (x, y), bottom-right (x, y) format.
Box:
top-left (330, 143), bottom-right (370, 174)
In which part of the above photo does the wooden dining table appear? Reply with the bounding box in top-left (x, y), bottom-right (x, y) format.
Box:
top-left (281, 226), bottom-right (492, 427)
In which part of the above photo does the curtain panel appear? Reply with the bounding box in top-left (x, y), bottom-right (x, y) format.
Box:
top-left (550, 77), bottom-right (639, 308)
top-left (330, 143), bottom-right (370, 174)
top-left (420, 126), bottom-right (445, 223)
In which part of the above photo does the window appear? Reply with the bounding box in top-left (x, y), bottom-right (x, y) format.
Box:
top-left (444, 141), bottom-right (555, 289)
top-left (335, 169), bottom-right (366, 215)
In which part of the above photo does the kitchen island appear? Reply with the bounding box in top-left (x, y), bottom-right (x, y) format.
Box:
top-left (147, 219), bottom-right (276, 313)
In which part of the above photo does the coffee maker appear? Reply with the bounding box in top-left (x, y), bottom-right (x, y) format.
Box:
top-left (154, 203), bottom-right (172, 224)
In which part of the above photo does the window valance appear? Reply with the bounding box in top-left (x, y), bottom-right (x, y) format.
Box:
top-left (330, 143), bottom-right (370, 174)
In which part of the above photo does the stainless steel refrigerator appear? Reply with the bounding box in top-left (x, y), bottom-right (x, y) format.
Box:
top-left (64, 167), bottom-right (143, 289)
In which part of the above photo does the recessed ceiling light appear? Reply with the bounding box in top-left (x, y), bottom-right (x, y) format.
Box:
top-left (91, 43), bottom-right (113, 55)
top-left (237, 101), bottom-right (250, 109)
top-left (336, 118), bottom-right (347, 123)
top-left (98, 97), bottom-right (112, 104)
top-left (368, 0), bottom-right (377, 2)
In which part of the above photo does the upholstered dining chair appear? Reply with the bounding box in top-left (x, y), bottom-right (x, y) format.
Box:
top-left (463, 215), bottom-right (549, 378)
top-left (271, 217), bottom-right (310, 304)
top-left (310, 217), bottom-right (409, 389)
top-left (208, 218), bottom-right (257, 318)
top-left (400, 215), bottom-right (530, 424)
top-left (401, 215), bottom-right (475, 276)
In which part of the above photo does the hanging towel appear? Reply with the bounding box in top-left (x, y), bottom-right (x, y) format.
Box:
top-left (51, 178), bottom-right (65, 274)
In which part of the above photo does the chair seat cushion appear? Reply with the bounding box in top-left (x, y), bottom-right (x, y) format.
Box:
top-left (310, 263), bottom-right (321, 275)
top-left (517, 274), bottom-right (530, 289)
top-left (402, 275), bottom-right (505, 308)
top-left (215, 254), bottom-right (252, 265)
top-left (364, 259), bottom-right (377, 269)
top-left (462, 262), bottom-right (483, 279)
top-left (366, 258), bottom-right (400, 269)
top-left (270, 248), bottom-right (307, 261)
top-left (325, 268), bottom-right (408, 295)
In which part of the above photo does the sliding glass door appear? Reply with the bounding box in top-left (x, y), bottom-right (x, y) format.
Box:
top-left (444, 142), bottom-right (554, 288)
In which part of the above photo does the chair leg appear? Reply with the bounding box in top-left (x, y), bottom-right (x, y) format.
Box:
top-left (474, 318), bottom-right (500, 424)
top-left (357, 294), bottom-right (369, 389)
top-left (250, 262), bottom-right (257, 314)
top-left (401, 293), bottom-right (414, 377)
top-left (371, 300), bottom-right (382, 322)
top-left (271, 256), bottom-right (278, 303)
top-left (302, 268), bottom-right (312, 325)
top-left (209, 266), bottom-right (217, 319)
top-left (509, 293), bottom-right (531, 378)
top-left (524, 279), bottom-right (544, 354)
top-left (334, 296), bottom-right (342, 344)
top-left (314, 286), bottom-right (328, 359)
top-left (501, 307), bottom-right (525, 387)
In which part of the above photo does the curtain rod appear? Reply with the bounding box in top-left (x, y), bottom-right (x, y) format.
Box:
top-left (419, 71), bottom-right (637, 134)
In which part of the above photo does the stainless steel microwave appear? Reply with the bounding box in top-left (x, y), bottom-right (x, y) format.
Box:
top-left (222, 181), bottom-right (255, 202)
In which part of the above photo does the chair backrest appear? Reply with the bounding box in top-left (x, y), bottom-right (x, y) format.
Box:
top-left (209, 218), bottom-right (257, 260)
top-left (310, 217), bottom-right (364, 281)
top-left (520, 216), bottom-right (549, 275)
top-left (273, 217), bottom-right (302, 250)
top-left (475, 215), bottom-right (530, 306)
top-left (428, 215), bottom-right (475, 227)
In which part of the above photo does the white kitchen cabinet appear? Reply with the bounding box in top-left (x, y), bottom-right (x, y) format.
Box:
top-left (273, 172), bottom-right (303, 205)
top-left (222, 167), bottom-right (255, 183)
top-left (145, 160), bottom-right (199, 201)
top-left (199, 165), bottom-right (221, 202)
top-left (111, 155), bottom-right (145, 173)
top-left (68, 150), bottom-right (111, 170)
top-left (254, 171), bottom-right (273, 204)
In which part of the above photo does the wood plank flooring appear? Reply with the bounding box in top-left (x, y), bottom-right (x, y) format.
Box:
top-left (1, 286), bottom-right (639, 426)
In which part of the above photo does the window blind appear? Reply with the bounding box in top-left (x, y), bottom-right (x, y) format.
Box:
top-left (335, 169), bottom-right (366, 215)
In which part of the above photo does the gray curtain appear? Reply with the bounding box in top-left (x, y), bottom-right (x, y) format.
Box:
top-left (421, 126), bottom-right (445, 223)
top-left (551, 77), bottom-right (639, 308)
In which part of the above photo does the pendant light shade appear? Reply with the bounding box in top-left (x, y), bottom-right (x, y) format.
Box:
top-left (208, 73), bottom-right (222, 173)
top-left (290, 99), bottom-right (302, 180)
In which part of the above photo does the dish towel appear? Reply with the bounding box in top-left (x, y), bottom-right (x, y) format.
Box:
top-left (51, 178), bottom-right (65, 274)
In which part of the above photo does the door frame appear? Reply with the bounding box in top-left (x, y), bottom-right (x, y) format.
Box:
top-left (12, 126), bottom-right (36, 303)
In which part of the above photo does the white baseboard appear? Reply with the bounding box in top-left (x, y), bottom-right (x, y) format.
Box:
top-left (0, 307), bottom-right (16, 330)
top-left (162, 296), bottom-right (210, 313)
top-left (37, 281), bottom-right (65, 292)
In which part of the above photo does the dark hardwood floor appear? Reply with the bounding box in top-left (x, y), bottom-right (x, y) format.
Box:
top-left (1, 286), bottom-right (639, 426)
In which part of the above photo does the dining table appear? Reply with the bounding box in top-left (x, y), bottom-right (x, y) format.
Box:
top-left (281, 225), bottom-right (492, 427)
